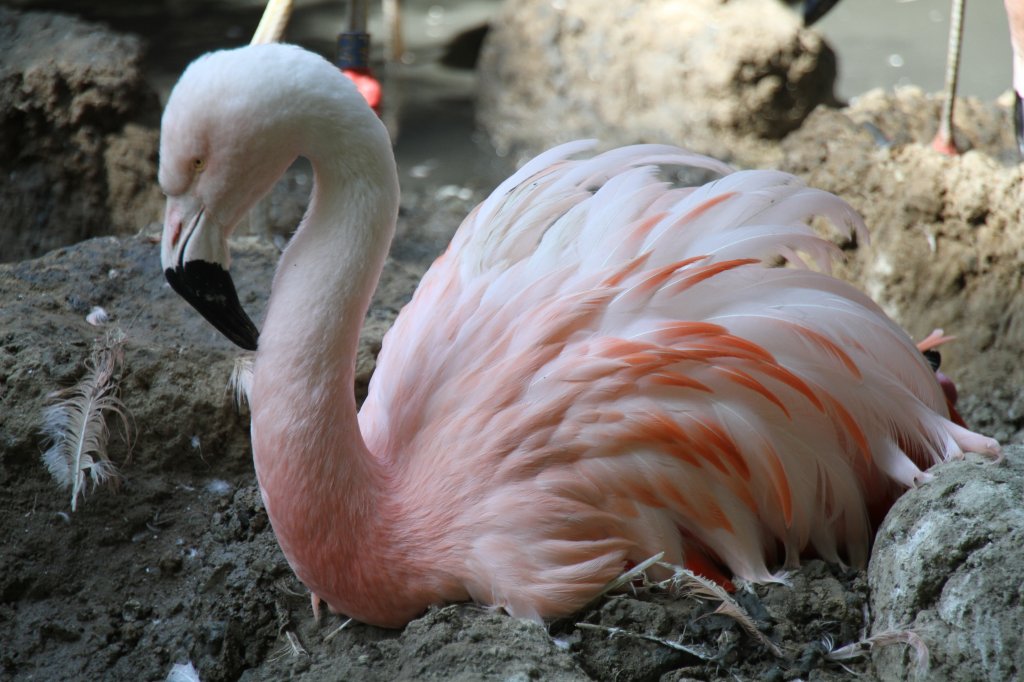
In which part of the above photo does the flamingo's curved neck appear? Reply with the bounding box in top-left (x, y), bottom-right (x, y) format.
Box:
top-left (249, 119), bottom-right (401, 605)
top-left (258, 150), bottom-right (397, 438)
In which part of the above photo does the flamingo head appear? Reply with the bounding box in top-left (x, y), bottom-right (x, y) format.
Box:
top-left (158, 44), bottom-right (375, 350)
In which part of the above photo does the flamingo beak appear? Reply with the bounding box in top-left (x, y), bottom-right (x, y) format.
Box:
top-left (161, 195), bottom-right (260, 351)
top-left (800, 0), bottom-right (841, 26)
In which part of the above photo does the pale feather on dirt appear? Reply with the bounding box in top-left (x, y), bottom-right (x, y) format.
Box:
top-left (158, 44), bottom-right (1001, 629)
top-left (40, 330), bottom-right (130, 511)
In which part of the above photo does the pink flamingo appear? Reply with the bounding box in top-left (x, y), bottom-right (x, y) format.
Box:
top-left (159, 44), bottom-right (1000, 628)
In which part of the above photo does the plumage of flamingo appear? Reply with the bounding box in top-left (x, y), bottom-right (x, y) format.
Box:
top-left (159, 43), bottom-right (1000, 628)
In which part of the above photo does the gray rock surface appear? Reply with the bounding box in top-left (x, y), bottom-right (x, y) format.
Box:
top-left (0, 7), bottom-right (163, 262)
top-left (477, 0), bottom-right (837, 165)
top-left (869, 445), bottom-right (1024, 681)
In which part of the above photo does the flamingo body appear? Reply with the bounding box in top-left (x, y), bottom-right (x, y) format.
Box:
top-left (159, 44), bottom-right (999, 628)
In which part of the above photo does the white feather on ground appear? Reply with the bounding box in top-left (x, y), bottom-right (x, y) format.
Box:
top-left (228, 353), bottom-right (255, 411)
top-left (165, 661), bottom-right (201, 682)
top-left (40, 330), bottom-right (130, 511)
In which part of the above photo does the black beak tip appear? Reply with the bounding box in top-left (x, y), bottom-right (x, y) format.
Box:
top-left (801, 0), bottom-right (841, 26)
top-left (165, 261), bottom-right (260, 351)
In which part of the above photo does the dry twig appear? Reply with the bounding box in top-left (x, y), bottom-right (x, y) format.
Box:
top-left (652, 562), bottom-right (784, 658)
top-left (824, 629), bottom-right (930, 674)
top-left (575, 622), bottom-right (716, 661)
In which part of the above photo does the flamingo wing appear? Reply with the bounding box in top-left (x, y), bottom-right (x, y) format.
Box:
top-left (357, 142), bottom-right (998, 621)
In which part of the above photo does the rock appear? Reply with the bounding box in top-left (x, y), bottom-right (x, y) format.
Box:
top-left (477, 0), bottom-right (837, 165)
top-left (869, 445), bottom-right (1024, 681)
top-left (0, 7), bottom-right (163, 263)
top-left (393, 607), bottom-right (588, 680)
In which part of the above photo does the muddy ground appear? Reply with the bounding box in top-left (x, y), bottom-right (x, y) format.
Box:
top-left (2, 2), bottom-right (1023, 681)
top-left (0, 212), bottom-right (898, 682)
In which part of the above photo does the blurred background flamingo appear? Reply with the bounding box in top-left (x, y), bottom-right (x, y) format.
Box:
top-left (929, 0), bottom-right (1024, 155)
top-left (808, 0), bottom-right (1024, 155)
top-left (159, 43), bottom-right (998, 627)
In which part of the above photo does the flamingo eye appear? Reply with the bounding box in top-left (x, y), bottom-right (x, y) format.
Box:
top-left (192, 157), bottom-right (206, 172)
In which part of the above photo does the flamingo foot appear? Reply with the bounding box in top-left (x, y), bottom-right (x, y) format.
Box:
top-left (683, 552), bottom-right (737, 592)
top-left (946, 420), bottom-right (1002, 461)
top-left (311, 591), bottom-right (323, 624)
top-left (931, 132), bottom-right (960, 156)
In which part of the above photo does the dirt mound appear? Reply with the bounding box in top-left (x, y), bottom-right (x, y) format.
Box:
top-left (477, 0), bottom-right (837, 166)
top-left (0, 7), bottom-right (163, 263)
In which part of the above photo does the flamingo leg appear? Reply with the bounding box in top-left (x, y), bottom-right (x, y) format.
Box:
top-left (337, 0), bottom-right (383, 113)
top-left (932, 0), bottom-right (967, 155)
top-left (381, 0), bottom-right (404, 63)
top-left (311, 591), bottom-right (323, 624)
top-left (251, 0), bottom-right (293, 45)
